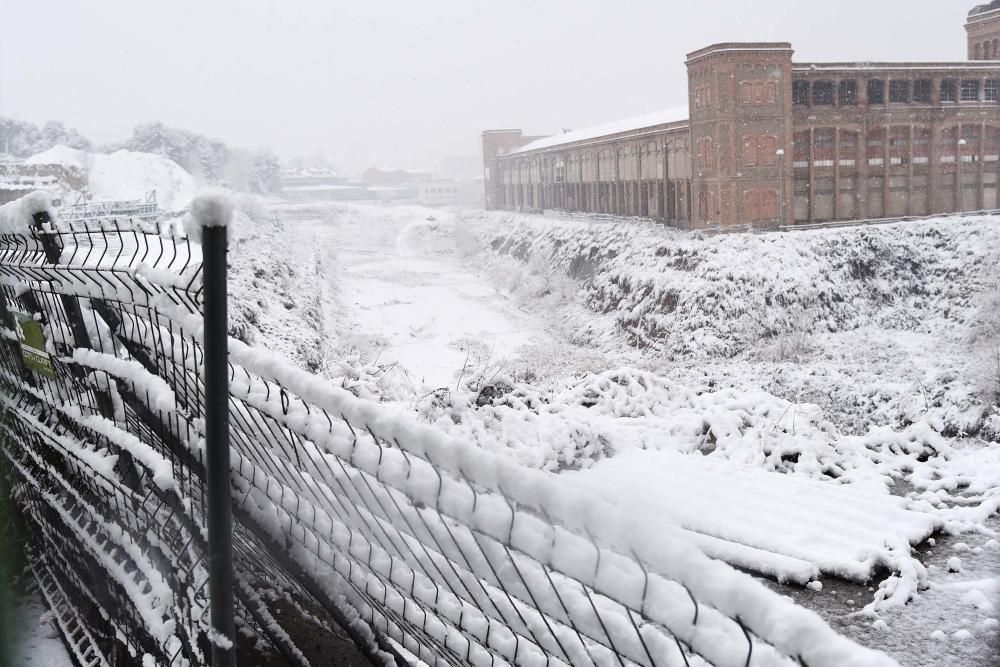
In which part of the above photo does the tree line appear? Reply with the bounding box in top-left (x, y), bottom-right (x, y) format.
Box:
top-left (0, 117), bottom-right (281, 194)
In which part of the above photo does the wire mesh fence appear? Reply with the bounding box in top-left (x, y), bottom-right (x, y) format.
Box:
top-left (0, 195), bottom-right (895, 667)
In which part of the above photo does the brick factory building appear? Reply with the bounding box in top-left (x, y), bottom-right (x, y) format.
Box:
top-left (482, 4), bottom-right (1000, 229)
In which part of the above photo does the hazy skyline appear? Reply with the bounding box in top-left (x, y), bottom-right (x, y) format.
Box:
top-left (1, 1), bottom-right (967, 174)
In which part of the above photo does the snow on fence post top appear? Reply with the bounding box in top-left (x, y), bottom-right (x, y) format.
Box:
top-left (0, 191), bottom-right (54, 235)
top-left (183, 191), bottom-right (234, 243)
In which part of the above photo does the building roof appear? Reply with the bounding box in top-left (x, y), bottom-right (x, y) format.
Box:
top-left (686, 42), bottom-right (794, 63)
top-left (511, 105), bottom-right (689, 155)
top-left (970, 1), bottom-right (1000, 17)
top-left (793, 61), bottom-right (1000, 72)
top-left (282, 184), bottom-right (364, 192)
top-left (281, 167), bottom-right (342, 179)
top-left (364, 167), bottom-right (432, 175)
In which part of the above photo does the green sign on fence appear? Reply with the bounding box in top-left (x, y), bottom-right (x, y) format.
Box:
top-left (15, 314), bottom-right (55, 378)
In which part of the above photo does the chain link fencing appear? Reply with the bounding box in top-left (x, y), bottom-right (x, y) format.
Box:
top-left (0, 195), bottom-right (897, 667)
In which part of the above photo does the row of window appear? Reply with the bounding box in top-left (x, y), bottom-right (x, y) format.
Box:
top-left (793, 78), bottom-right (1000, 106)
top-left (792, 127), bottom-right (1000, 165)
top-left (973, 40), bottom-right (999, 60)
top-left (695, 126), bottom-right (997, 171)
top-left (696, 138), bottom-right (713, 168)
top-left (739, 81), bottom-right (779, 105)
top-left (693, 85), bottom-right (712, 109)
top-left (743, 189), bottom-right (780, 221)
top-left (742, 135), bottom-right (779, 166)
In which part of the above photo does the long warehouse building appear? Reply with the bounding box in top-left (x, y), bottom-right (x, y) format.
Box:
top-left (482, 3), bottom-right (1000, 229)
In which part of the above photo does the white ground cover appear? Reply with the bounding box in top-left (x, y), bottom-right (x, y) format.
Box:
top-left (564, 449), bottom-right (937, 593)
top-left (11, 591), bottom-right (73, 667)
top-left (27, 144), bottom-right (195, 211)
top-left (226, 200), bottom-right (1000, 664)
top-left (329, 204), bottom-right (539, 387)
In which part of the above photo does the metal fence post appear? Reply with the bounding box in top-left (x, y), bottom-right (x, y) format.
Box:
top-left (202, 223), bottom-right (235, 666)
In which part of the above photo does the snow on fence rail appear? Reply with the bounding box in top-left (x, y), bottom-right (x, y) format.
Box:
top-left (0, 192), bottom-right (899, 667)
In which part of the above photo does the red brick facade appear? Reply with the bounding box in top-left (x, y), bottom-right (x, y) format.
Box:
top-left (968, 2), bottom-right (1000, 59)
top-left (483, 5), bottom-right (1000, 229)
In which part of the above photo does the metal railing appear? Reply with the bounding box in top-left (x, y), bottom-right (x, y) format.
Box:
top-left (0, 193), bottom-right (895, 667)
top-left (59, 191), bottom-right (160, 223)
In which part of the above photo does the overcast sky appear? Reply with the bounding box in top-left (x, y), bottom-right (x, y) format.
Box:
top-left (1, 1), bottom-right (967, 175)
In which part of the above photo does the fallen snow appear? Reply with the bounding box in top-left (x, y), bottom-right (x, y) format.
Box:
top-left (27, 144), bottom-right (195, 211)
top-left (299, 203), bottom-right (546, 388)
top-left (565, 448), bottom-right (937, 607)
top-left (184, 191), bottom-right (234, 242)
top-left (0, 190), bottom-right (54, 234)
top-left (10, 592), bottom-right (74, 667)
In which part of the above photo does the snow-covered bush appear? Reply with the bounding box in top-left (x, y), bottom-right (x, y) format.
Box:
top-left (459, 210), bottom-right (1000, 440)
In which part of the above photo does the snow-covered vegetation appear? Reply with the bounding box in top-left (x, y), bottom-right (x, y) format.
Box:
top-left (229, 201), bottom-right (1000, 665)
top-left (462, 210), bottom-right (1000, 441)
top-left (2, 116), bottom-right (281, 195)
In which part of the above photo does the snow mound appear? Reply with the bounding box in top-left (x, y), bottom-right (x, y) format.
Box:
top-left (25, 145), bottom-right (87, 170)
top-left (0, 192), bottom-right (55, 235)
top-left (564, 447), bottom-right (937, 608)
top-left (26, 145), bottom-right (195, 211)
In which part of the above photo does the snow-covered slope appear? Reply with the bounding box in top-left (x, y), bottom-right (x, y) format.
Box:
top-left (461, 210), bottom-right (1000, 440)
top-left (26, 145), bottom-right (195, 211)
top-left (467, 211), bottom-right (1000, 359)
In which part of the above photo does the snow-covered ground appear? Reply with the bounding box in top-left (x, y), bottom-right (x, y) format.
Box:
top-left (10, 591), bottom-right (73, 667)
top-left (230, 200), bottom-right (1000, 665)
top-left (237, 201), bottom-right (609, 397)
top-left (316, 204), bottom-right (542, 387)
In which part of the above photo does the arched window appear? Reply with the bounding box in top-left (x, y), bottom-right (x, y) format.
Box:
top-left (760, 136), bottom-right (778, 164)
top-left (743, 136), bottom-right (758, 166)
top-left (940, 127), bottom-right (957, 161)
top-left (745, 190), bottom-right (762, 221)
top-left (863, 128), bottom-right (885, 167)
top-left (698, 190), bottom-right (709, 219)
top-left (762, 190), bottom-right (779, 220)
top-left (839, 130), bottom-right (859, 162)
top-left (741, 82), bottom-right (753, 104)
top-left (765, 82), bottom-right (778, 104)
top-left (993, 39), bottom-right (999, 58)
top-left (814, 129), bottom-right (836, 163)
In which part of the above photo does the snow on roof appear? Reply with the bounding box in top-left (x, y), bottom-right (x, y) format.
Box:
top-left (280, 167), bottom-right (342, 178)
top-left (794, 62), bottom-right (1000, 72)
top-left (367, 167), bottom-right (432, 175)
top-left (282, 184), bottom-right (366, 191)
top-left (25, 144), bottom-right (87, 170)
top-left (970, 0), bottom-right (1000, 17)
top-left (512, 105), bottom-right (689, 155)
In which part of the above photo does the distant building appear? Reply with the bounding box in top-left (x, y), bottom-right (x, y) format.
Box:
top-left (0, 174), bottom-right (63, 206)
top-left (281, 184), bottom-right (371, 202)
top-left (417, 179), bottom-right (484, 207)
top-left (279, 166), bottom-right (347, 189)
top-left (361, 167), bottom-right (433, 187)
top-left (279, 166), bottom-right (370, 201)
top-left (370, 186), bottom-right (420, 203)
top-left (483, 5), bottom-right (1000, 229)
top-left (0, 159), bottom-right (85, 206)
